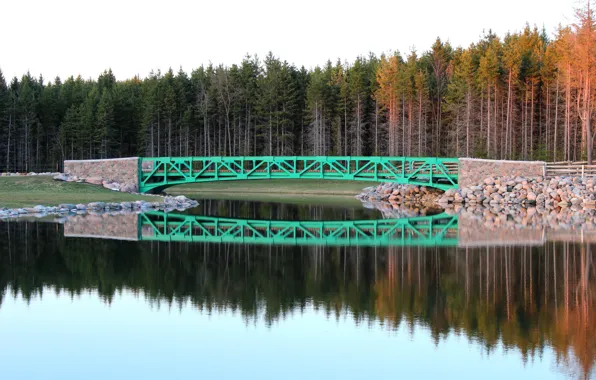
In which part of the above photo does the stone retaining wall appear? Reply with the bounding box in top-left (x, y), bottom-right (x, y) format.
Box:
top-left (64, 157), bottom-right (139, 189)
top-left (458, 158), bottom-right (545, 188)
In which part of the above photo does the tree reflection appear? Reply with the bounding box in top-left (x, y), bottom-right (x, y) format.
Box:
top-left (0, 220), bottom-right (594, 379)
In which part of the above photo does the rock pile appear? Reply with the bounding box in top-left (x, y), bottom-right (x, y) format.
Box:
top-left (0, 195), bottom-right (198, 219)
top-left (357, 183), bottom-right (444, 209)
top-left (53, 173), bottom-right (138, 193)
top-left (361, 199), bottom-right (444, 219)
top-left (437, 176), bottom-right (596, 208)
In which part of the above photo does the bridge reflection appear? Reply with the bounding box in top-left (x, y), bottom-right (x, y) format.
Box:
top-left (139, 211), bottom-right (459, 247)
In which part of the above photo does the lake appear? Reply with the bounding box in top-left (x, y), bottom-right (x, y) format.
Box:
top-left (0, 199), bottom-right (594, 379)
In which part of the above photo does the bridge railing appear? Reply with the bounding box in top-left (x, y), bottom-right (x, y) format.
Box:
top-left (139, 156), bottom-right (459, 193)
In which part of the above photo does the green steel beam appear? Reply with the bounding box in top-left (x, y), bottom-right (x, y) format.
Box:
top-left (139, 211), bottom-right (459, 247)
top-left (138, 156), bottom-right (458, 193)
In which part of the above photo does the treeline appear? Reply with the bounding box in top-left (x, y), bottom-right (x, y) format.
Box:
top-left (0, 3), bottom-right (594, 172)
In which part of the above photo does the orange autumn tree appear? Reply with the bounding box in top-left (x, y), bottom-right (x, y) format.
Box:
top-left (375, 53), bottom-right (403, 155)
top-left (572, 1), bottom-right (596, 163)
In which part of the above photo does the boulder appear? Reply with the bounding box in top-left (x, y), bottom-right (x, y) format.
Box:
top-left (120, 202), bottom-right (133, 209)
top-left (119, 183), bottom-right (138, 193)
top-left (87, 202), bottom-right (106, 210)
top-left (103, 182), bottom-right (120, 191)
top-left (85, 176), bottom-right (104, 185)
top-left (107, 203), bottom-right (122, 210)
top-left (53, 173), bottom-right (70, 181)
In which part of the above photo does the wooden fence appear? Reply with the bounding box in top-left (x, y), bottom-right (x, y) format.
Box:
top-left (546, 161), bottom-right (596, 177)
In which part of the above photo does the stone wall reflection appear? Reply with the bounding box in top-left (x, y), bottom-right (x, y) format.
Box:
top-left (64, 213), bottom-right (139, 241)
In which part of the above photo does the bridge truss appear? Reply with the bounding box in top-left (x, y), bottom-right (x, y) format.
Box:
top-left (139, 156), bottom-right (458, 193)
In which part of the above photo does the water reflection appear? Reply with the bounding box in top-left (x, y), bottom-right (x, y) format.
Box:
top-left (0, 219), bottom-right (594, 379)
top-left (186, 198), bottom-right (386, 220)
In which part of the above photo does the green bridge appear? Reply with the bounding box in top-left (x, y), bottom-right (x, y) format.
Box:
top-left (139, 156), bottom-right (459, 193)
top-left (139, 211), bottom-right (459, 247)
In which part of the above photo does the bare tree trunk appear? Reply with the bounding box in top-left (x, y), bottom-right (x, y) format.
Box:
top-left (357, 94), bottom-right (362, 155)
top-left (546, 82), bottom-right (550, 156)
top-left (269, 111), bottom-right (273, 155)
top-left (487, 84), bottom-right (491, 157)
top-left (157, 112), bottom-right (161, 157)
top-left (168, 117), bottom-right (172, 157)
top-left (530, 80), bottom-right (535, 158)
top-left (6, 113), bottom-right (11, 172)
top-left (150, 122), bottom-right (154, 156)
top-left (419, 91), bottom-right (423, 156)
top-left (375, 102), bottom-right (379, 155)
top-left (402, 96), bottom-right (406, 156)
top-left (506, 71), bottom-right (512, 159)
top-left (566, 65), bottom-right (571, 161)
top-left (344, 98), bottom-right (347, 155)
top-left (524, 85), bottom-right (529, 159)
top-left (582, 73), bottom-right (593, 164)
top-left (554, 74), bottom-right (560, 161)
top-left (408, 98), bottom-right (412, 156)
top-left (466, 89), bottom-right (471, 157)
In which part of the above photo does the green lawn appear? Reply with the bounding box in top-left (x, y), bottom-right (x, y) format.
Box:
top-left (168, 179), bottom-right (375, 196)
top-left (0, 177), bottom-right (375, 209)
top-left (166, 179), bottom-right (375, 205)
top-left (0, 176), bottom-right (157, 208)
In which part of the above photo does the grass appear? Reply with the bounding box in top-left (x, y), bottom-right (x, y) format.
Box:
top-left (166, 179), bottom-right (376, 205)
top-left (0, 176), bottom-right (157, 208)
top-left (168, 179), bottom-right (375, 196)
top-left (0, 177), bottom-right (376, 209)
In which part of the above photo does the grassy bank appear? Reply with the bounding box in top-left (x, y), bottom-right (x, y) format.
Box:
top-left (0, 176), bottom-right (156, 208)
top-left (166, 179), bottom-right (374, 205)
top-left (0, 177), bottom-right (374, 209)
top-left (168, 179), bottom-right (374, 195)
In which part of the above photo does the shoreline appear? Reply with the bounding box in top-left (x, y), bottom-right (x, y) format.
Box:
top-left (0, 195), bottom-right (199, 219)
top-left (358, 175), bottom-right (596, 210)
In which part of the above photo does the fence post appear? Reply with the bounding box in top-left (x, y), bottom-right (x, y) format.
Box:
top-left (582, 165), bottom-right (585, 179)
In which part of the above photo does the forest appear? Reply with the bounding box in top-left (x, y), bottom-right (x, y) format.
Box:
top-left (0, 3), bottom-right (594, 172)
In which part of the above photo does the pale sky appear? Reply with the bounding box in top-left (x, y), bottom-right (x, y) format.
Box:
top-left (1, 0), bottom-right (575, 82)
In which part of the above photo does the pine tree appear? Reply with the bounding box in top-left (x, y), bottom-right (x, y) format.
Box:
top-left (96, 89), bottom-right (115, 158)
top-left (0, 69), bottom-right (9, 172)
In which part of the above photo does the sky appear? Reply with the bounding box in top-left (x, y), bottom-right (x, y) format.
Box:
top-left (1, 0), bottom-right (576, 82)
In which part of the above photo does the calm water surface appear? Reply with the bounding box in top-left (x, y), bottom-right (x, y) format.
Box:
top-left (0, 199), bottom-right (594, 379)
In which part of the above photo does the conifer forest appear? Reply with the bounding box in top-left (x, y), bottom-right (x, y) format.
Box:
top-left (0, 3), bottom-right (595, 172)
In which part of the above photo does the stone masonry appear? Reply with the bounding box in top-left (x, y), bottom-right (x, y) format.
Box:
top-left (64, 157), bottom-right (139, 191)
top-left (458, 158), bottom-right (545, 188)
